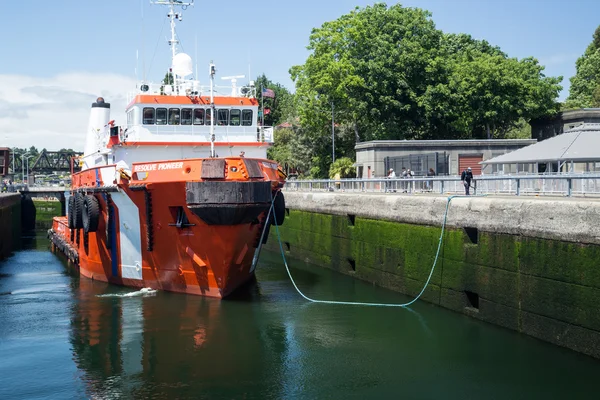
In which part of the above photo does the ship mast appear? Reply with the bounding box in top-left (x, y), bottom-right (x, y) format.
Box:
top-left (151, 0), bottom-right (194, 86)
top-left (210, 62), bottom-right (216, 158)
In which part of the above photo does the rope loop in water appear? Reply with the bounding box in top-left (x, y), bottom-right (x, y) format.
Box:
top-left (271, 193), bottom-right (482, 308)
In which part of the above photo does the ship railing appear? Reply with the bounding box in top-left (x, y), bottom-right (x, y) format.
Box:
top-left (283, 173), bottom-right (600, 197)
top-left (127, 82), bottom-right (254, 102)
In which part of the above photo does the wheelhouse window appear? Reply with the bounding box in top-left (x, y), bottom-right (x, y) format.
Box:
top-left (205, 108), bottom-right (213, 125)
top-left (169, 108), bottom-right (180, 125)
top-left (156, 108), bottom-right (167, 125)
top-left (193, 108), bottom-right (204, 125)
top-left (242, 110), bottom-right (253, 126)
top-left (230, 109), bottom-right (241, 126)
top-left (217, 109), bottom-right (229, 126)
top-left (143, 108), bottom-right (155, 125)
top-left (181, 108), bottom-right (192, 125)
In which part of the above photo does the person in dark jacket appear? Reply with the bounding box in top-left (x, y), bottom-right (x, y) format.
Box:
top-left (461, 167), bottom-right (474, 195)
top-left (426, 168), bottom-right (436, 191)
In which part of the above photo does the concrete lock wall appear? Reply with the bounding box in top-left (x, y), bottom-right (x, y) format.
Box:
top-left (0, 194), bottom-right (22, 260)
top-left (266, 192), bottom-right (600, 359)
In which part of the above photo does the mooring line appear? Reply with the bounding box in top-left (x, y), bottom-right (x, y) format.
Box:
top-left (272, 193), bottom-right (481, 308)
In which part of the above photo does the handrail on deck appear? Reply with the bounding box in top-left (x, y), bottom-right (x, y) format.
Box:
top-left (283, 174), bottom-right (600, 197)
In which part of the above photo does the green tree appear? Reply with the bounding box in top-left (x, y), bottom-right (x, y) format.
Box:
top-left (267, 127), bottom-right (311, 175)
top-left (290, 3), bottom-right (561, 175)
top-left (566, 26), bottom-right (600, 108)
top-left (254, 74), bottom-right (295, 127)
top-left (329, 157), bottom-right (356, 179)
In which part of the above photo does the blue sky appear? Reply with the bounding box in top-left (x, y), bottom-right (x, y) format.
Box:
top-left (1, 0), bottom-right (599, 149)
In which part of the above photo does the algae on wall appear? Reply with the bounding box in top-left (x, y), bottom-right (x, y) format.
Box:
top-left (266, 209), bottom-right (600, 359)
top-left (34, 200), bottom-right (62, 230)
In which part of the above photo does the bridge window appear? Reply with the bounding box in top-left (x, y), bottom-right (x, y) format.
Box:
top-left (206, 108), bottom-right (213, 125)
top-left (217, 109), bottom-right (229, 126)
top-left (181, 108), bottom-right (192, 125)
top-left (156, 108), bottom-right (167, 125)
top-left (169, 108), bottom-right (180, 125)
top-left (193, 108), bottom-right (204, 125)
top-left (143, 108), bottom-right (155, 125)
top-left (230, 109), bottom-right (241, 126)
top-left (242, 110), bottom-right (253, 126)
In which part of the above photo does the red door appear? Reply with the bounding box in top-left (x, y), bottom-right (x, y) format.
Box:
top-left (458, 154), bottom-right (483, 175)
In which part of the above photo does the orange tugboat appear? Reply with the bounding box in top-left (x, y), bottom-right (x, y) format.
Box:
top-left (49, 0), bottom-right (286, 298)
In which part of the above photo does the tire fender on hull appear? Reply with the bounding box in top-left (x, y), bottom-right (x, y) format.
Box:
top-left (83, 195), bottom-right (100, 233)
top-left (73, 192), bottom-right (85, 229)
top-left (68, 195), bottom-right (75, 229)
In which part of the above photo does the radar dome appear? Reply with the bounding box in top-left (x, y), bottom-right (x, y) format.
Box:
top-left (172, 53), bottom-right (193, 77)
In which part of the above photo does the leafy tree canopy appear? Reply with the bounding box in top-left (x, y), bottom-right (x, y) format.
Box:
top-left (289, 2), bottom-right (562, 176)
top-left (254, 74), bottom-right (295, 127)
top-left (329, 157), bottom-right (356, 179)
top-left (566, 25), bottom-right (600, 108)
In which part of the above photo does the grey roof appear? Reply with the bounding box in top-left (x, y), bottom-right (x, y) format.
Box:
top-left (482, 123), bottom-right (600, 164)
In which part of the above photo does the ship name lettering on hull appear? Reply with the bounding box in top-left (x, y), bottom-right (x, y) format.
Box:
top-left (134, 162), bottom-right (184, 172)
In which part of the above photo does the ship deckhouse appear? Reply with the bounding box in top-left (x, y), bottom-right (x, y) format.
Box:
top-left (82, 0), bottom-right (273, 169)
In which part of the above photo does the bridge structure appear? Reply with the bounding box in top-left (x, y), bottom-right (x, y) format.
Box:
top-left (7, 149), bottom-right (83, 175)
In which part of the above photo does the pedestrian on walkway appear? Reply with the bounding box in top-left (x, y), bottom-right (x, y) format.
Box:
top-left (461, 167), bottom-right (474, 195)
top-left (426, 168), bottom-right (436, 191)
top-left (386, 168), bottom-right (396, 192)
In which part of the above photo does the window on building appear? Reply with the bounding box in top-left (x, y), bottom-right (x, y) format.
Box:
top-left (143, 108), bottom-right (155, 125)
top-left (156, 108), bottom-right (167, 125)
top-left (181, 108), bottom-right (192, 125)
top-left (230, 109), bottom-right (241, 126)
top-left (169, 108), bottom-right (180, 125)
top-left (242, 110), bottom-right (253, 126)
top-left (217, 109), bottom-right (229, 126)
top-left (194, 108), bottom-right (204, 125)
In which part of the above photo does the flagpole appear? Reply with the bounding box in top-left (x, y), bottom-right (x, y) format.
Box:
top-left (261, 85), bottom-right (264, 127)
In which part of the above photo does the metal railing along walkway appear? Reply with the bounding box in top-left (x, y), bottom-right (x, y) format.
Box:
top-left (283, 174), bottom-right (600, 197)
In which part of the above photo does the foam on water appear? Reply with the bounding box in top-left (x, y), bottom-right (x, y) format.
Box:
top-left (97, 288), bottom-right (157, 298)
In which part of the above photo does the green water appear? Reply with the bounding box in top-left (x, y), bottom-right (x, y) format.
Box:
top-left (0, 234), bottom-right (598, 399)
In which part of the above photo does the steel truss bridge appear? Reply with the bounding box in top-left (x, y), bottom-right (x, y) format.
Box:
top-left (9, 150), bottom-right (83, 174)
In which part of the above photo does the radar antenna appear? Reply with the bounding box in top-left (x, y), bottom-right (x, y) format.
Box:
top-left (221, 75), bottom-right (246, 97)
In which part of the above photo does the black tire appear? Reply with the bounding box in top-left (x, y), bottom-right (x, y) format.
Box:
top-left (82, 195), bottom-right (100, 233)
top-left (68, 195), bottom-right (75, 229)
top-left (73, 192), bottom-right (85, 229)
top-left (271, 192), bottom-right (285, 226)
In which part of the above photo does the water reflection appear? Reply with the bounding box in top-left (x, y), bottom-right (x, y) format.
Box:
top-left (63, 250), bottom-right (600, 400)
top-left (69, 277), bottom-right (284, 399)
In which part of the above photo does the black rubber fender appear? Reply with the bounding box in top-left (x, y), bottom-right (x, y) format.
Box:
top-left (73, 192), bottom-right (85, 229)
top-left (271, 192), bottom-right (285, 226)
top-left (67, 195), bottom-right (75, 229)
top-left (82, 195), bottom-right (100, 233)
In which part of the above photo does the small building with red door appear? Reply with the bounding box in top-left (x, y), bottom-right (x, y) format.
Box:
top-left (354, 139), bottom-right (536, 178)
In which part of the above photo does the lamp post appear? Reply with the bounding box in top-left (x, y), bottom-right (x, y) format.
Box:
top-left (21, 153), bottom-right (26, 184)
top-left (331, 100), bottom-right (335, 165)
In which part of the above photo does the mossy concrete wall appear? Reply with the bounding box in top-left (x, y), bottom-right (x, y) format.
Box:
top-left (266, 192), bottom-right (600, 359)
top-left (0, 194), bottom-right (21, 259)
top-left (33, 200), bottom-right (62, 230)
